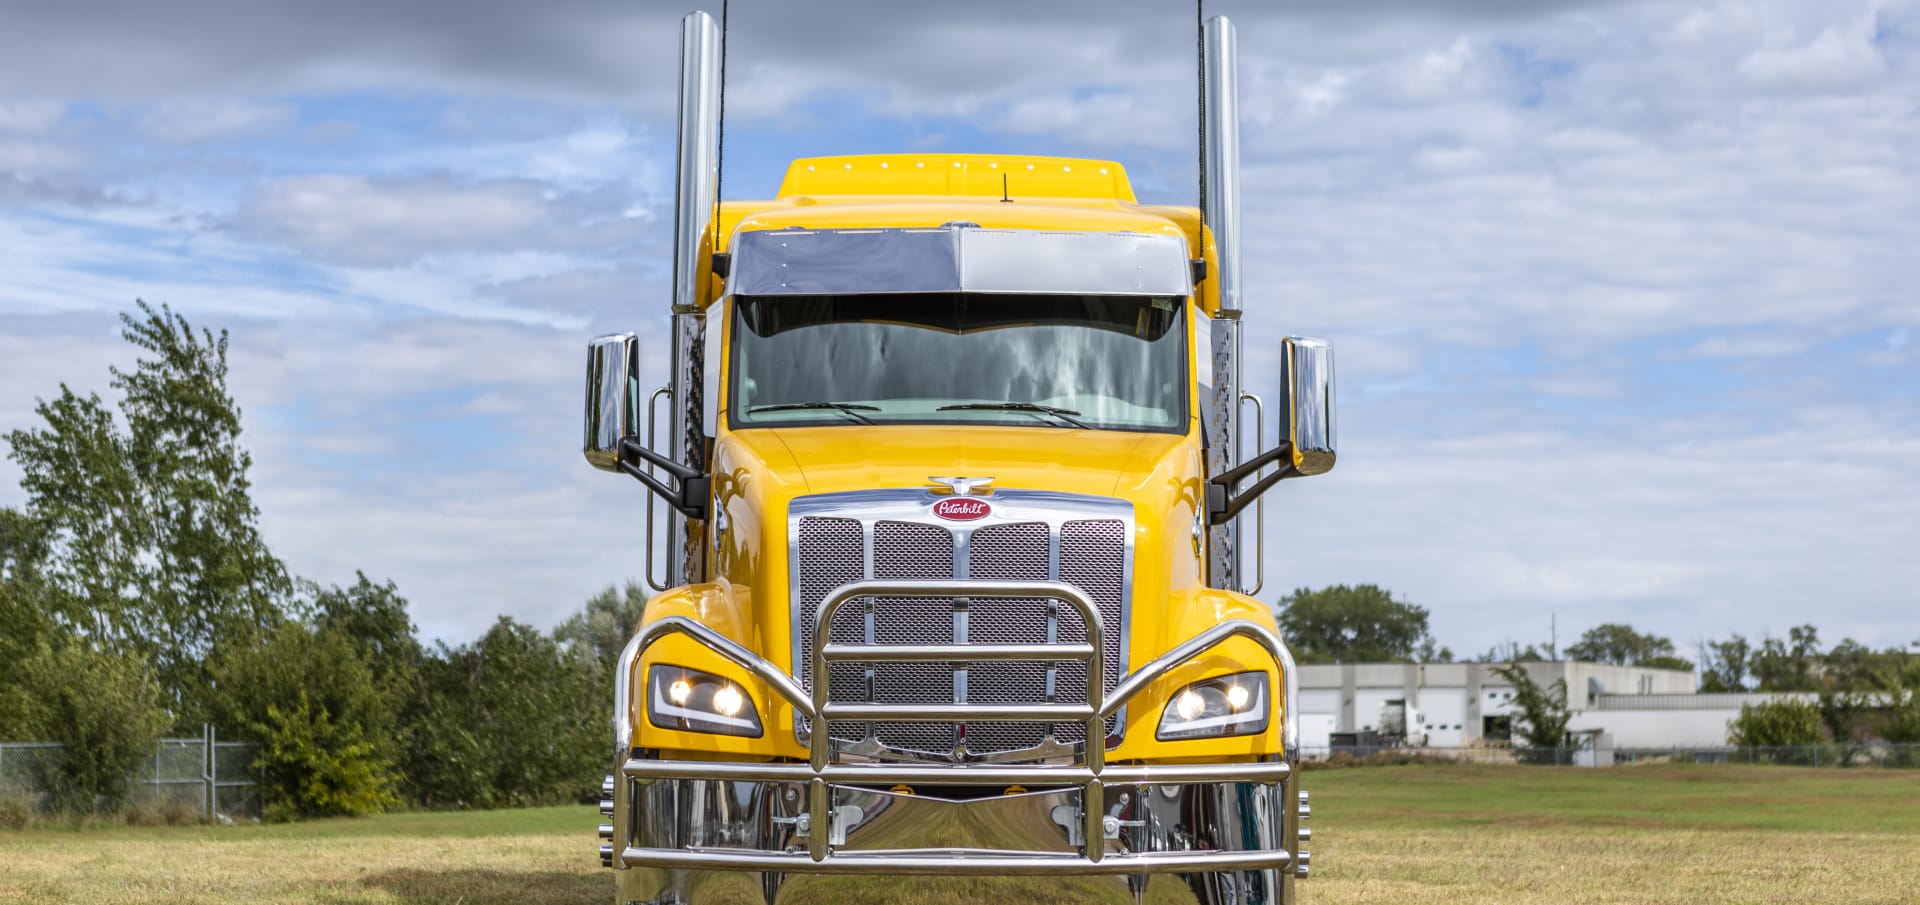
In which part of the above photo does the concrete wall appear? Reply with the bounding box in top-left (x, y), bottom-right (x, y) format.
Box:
top-left (1569, 708), bottom-right (1738, 748)
top-left (1296, 660), bottom-right (1701, 748)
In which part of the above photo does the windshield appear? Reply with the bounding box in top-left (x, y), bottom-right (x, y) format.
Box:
top-left (729, 293), bottom-right (1188, 433)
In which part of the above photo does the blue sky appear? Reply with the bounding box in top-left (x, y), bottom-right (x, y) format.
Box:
top-left (1, 0), bottom-right (1916, 657)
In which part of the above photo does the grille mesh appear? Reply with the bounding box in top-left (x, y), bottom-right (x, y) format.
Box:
top-left (794, 509), bottom-right (1126, 759)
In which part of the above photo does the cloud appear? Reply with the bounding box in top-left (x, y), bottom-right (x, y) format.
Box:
top-left (229, 173), bottom-right (647, 267)
top-left (0, 101), bottom-right (65, 134)
top-left (137, 98), bottom-right (298, 142)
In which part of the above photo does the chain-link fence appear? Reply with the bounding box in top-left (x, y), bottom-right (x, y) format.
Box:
top-left (0, 725), bottom-right (261, 819)
top-left (1297, 743), bottom-right (1920, 768)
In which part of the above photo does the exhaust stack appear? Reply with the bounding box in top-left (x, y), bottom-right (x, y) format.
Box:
top-left (667, 10), bottom-right (723, 584)
top-left (671, 10), bottom-right (723, 316)
top-left (1203, 15), bottom-right (1242, 319)
top-left (1203, 15), bottom-right (1247, 591)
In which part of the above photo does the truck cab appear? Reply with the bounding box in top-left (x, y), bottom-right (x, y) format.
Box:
top-left (582, 12), bottom-right (1334, 905)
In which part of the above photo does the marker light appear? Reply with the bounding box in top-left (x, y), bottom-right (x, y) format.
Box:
top-left (1157, 672), bottom-right (1271, 741)
top-left (647, 666), bottom-right (762, 737)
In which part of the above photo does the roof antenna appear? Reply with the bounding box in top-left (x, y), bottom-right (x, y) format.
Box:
top-left (1000, 172), bottom-right (1013, 203)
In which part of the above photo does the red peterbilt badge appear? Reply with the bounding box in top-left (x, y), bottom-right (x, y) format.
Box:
top-left (931, 498), bottom-right (991, 521)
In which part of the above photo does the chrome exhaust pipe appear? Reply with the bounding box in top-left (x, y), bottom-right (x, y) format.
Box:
top-left (1202, 15), bottom-right (1241, 319)
top-left (671, 10), bottom-right (723, 317)
top-left (1202, 14), bottom-right (1246, 592)
top-left (666, 9), bottom-right (723, 584)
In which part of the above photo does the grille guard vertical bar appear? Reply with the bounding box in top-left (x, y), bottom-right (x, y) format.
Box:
top-left (611, 580), bottom-right (1299, 870)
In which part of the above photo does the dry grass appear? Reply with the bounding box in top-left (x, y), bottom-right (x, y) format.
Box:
top-left (1, 766), bottom-right (1915, 904)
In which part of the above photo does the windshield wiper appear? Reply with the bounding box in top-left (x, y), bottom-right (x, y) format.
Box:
top-left (937, 402), bottom-right (1091, 429)
top-left (748, 401), bottom-right (879, 425)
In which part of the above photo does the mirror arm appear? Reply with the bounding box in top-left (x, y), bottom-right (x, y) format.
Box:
top-left (1207, 442), bottom-right (1295, 525)
top-left (617, 436), bottom-right (710, 519)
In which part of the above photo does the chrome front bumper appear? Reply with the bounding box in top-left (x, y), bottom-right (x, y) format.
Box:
top-left (607, 580), bottom-right (1305, 902)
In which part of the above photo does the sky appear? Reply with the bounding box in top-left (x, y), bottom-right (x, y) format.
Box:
top-left (1, 0), bottom-right (1916, 659)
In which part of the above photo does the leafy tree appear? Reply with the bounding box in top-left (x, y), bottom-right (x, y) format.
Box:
top-left (0, 643), bottom-right (170, 811)
top-left (208, 618), bottom-right (401, 818)
top-left (3, 301), bottom-right (288, 718)
top-left (0, 509), bottom-right (57, 711)
top-left (1473, 641), bottom-right (1551, 663)
top-left (1490, 663), bottom-right (1574, 762)
top-left (1564, 623), bottom-right (1693, 671)
top-left (1277, 584), bottom-right (1434, 664)
top-left (1699, 635), bottom-right (1753, 693)
top-left (1728, 698), bottom-right (1823, 747)
top-left (553, 581), bottom-right (649, 678)
top-left (1751, 625), bottom-right (1822, 692)
top-left (308, 573), bottom-right (422, 695)
top-left (409, 618), bottom-right (604, 809)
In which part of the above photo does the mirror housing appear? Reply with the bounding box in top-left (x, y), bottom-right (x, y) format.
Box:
top-left (583, 333), bottom-right (641, 472)
top-left (1281, 336), bottom-right (1336, 476)
top-left (1206, 335), bottom-right (1337, 525)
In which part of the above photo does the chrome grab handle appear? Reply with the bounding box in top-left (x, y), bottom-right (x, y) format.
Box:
top-left (643, 385), bottom-right (672, 592)
top-left (1237, 391), bottom-right (1265, 596)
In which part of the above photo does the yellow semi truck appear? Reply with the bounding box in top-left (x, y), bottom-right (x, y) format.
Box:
top-left (582, 11), bottom-right (1334, 904)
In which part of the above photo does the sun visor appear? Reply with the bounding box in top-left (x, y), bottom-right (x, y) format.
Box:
top-left (729, 227), bottom-right (1191, 297)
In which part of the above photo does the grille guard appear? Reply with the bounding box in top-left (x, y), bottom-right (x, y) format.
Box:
top-left (610, 579), bottom-right (1300, 874)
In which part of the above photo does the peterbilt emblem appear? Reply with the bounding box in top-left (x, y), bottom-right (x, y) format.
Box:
top-left (931, 498), bottom-right (991, 521)
top-left (927, 476), bottom-right (994, 496)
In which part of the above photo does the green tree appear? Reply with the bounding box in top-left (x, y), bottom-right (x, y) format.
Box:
top-left (553, 582), bottom-right (649, 678)
top-left (1564, 623), bottom-right (1693, 671)
top-left (4, 301), bottom-right (288, 718)
top-left (1491, 663), bottom-right (1574, 762)
top-left (1752, 625), bottom-right (1822, 692)
top-left (418, 618), bottom-right (605, 808)
top-left (1276, 584), bottom-right (1434, 664)
top-left (208, 618), bottom-right (401, 818)
top-left (0, 643), bottom-right (170, 811)
top-left (1728, 698), bottom-right (1823, 747)
top-left (1699, 635), bottom-right (1753, 693)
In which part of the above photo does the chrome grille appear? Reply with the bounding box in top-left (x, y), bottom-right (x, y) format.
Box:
top-left (792, 491), bottom-right (1130, 759)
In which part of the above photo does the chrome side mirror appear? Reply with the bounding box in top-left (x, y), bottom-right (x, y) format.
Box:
top-left (1282, 336), bottom-right (1335, 476)
top-left (584, 333), bottom-right (641, 471)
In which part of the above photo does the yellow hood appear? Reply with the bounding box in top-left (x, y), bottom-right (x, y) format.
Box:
top-left (751, 424), bottom-right (1175, 498)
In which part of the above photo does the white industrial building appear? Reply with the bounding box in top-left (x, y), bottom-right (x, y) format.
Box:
top-left (1294, 661), bottom-right (1757, 755)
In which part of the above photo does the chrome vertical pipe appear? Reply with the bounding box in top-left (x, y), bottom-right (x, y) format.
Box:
top-left (1204, 15), bottom-right (1245, 591)
top-left (1204, 15), bottom-right (1242, 320)
top-left (667, 11), bottom-right (723, 584)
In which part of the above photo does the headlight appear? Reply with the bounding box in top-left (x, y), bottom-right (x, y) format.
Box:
top-left (1156, 671), bottom-right (1270, 741)
top-left (647, 665), bottom-right (762, 737)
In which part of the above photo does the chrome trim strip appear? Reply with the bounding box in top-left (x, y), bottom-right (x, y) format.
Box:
top-left (824, 642), bottom-right (1099, 662)
top-left (621, 846), bottom-right (1290, 876)
top-left (622, 758), bottom-right (1291, 786)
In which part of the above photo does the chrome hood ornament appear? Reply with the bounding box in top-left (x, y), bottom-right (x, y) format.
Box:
top-left (927, 476), bottom-right (994, 496)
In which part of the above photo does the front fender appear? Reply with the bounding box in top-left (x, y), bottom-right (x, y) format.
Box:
top-left (1111, 587), bottom-right (1291, 762)
top-left (627, 583), bottom-right (808, 760)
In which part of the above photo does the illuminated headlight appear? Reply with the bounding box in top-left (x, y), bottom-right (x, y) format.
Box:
top-left (1156, 672), bottom-right (1270, 741)
top-left (647, 666), bottom-right (762, 737)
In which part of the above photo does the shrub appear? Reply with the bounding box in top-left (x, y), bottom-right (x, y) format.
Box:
top-left (209, 621), bottom-right (401, 819)
top-left (0, 644), bottom-right (170, 812)
top-left (1728, 699), bottom-right (1824, 747)
top-left (0, 794), bottom-right (35, 829)
top-left (255, 692), bottom-right (399, 820)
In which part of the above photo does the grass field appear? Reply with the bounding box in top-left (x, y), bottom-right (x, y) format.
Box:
top-left (2, 764), bottom-right (1917, 904)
